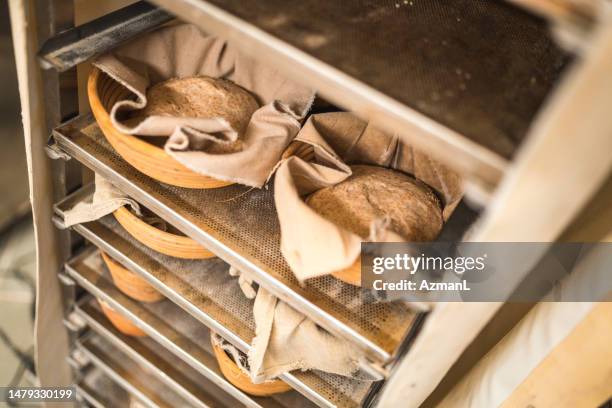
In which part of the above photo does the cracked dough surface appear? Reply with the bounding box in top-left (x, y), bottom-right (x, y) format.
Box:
top-left (135, 76), bottom-right (259, 153)
top-left (306, 165), bottom-right (443, 241)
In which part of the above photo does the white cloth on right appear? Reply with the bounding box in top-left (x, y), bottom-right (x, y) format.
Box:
top-left (437, 244), bottom-right (612, 407)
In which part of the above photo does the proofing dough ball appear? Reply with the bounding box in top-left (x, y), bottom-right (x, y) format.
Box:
top-left (307, 165), bottom-right (443, 241)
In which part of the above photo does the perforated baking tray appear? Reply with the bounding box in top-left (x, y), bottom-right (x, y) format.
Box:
top-left (149, 0), bottom-right (569, 190)
top-left (65, 248), bottom-right (372, 408)
top-left (74, 295), bottom-right (262, 408)
top-left (53, 115), bottom-right (422, 366)
top-left (76, 366), bottom-right (130, 408)
top-left (74, 332), bottom-right (197, 408)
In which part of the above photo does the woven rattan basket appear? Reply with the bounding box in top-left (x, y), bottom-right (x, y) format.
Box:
top-left (98, 298), bottom-right (147, 337)
top-left (88, 67), bottom-right (233, 189)
top-left (211, 335), bottom-right (290, 397)
top-left (101, 251), bottom-right (164, 303)
top-left (282, 141), bottom-right (361, 286)
top-left (113, 206), bottom-right (215, 259)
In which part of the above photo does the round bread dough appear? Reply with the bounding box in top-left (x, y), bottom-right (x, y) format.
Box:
top-left (306, 165), bottom-right (443, 241)
top-left (138, 76), bottom-right (259, 153)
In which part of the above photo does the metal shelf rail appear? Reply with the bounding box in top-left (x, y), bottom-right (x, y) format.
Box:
top-left (75, 365), bottom-right (131, 408)
top-left (71, 333), bottom-right (202, 408)
top-left (37, 2), bottom-right (173, 71)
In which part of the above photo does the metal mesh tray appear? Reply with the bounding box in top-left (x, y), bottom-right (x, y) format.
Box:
top-left (66, 248), bottom-right (373, 408)
top-left (74, 333), bottom-right (197, 408)
top-left (53, 115), bottom-right (422, 365)
top-left (149, 0), bottom-right (570, 189)
top-left (76, 366), bottom-right (131, 408)
top-left (75, 296), bottom-right (262, 408)
top-left (76, 300), bottom-right (308, 408)
top-left (208, 0), bottom-right (569, 158)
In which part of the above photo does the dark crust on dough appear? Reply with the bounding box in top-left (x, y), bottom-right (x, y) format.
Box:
top-left (306, 165), bottom-right (443, 241)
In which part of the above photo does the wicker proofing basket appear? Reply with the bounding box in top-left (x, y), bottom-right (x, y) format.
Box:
top-left (282, 142), bottom-right (361, 286)
top-left (88, 67), bottom-right (233, 189)
top-left (211, 335), bottom-right (290, 397)
top-left (101, 251), bottom-right (164, 303)
top-left (98, 298), bottom-right (147, 337)
top-left (113, 206), bottom-right (215, 259)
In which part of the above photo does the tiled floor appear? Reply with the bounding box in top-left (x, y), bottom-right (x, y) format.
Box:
top-left (0, 217), bottom-right (36, 387)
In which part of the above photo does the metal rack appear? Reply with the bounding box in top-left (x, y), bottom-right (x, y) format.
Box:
top-left (75, 365), bottom-right (131, 408)
top-left (51, 116), bottom-right (425, 366)
top-left (63, 247), bottom-right (368, 408)
top-left (10, 0), bottom-right (612, 407)
top-left (71, 332), bottom-right (218, 407)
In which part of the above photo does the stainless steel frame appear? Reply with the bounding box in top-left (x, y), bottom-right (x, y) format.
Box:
top-left (38, 2), bottom-right (172, 72)
top-left (75, 365), bottom-right (131, 408)
top-left (73, 332), bottom-right (198, 408)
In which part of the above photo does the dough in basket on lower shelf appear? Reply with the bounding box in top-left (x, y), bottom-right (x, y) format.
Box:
top-left (274, 112), bottom-right (463, 285)
top-left (227, 267), bottom-right (369, 385)
top-left (97, 298), bottom-right (147, 337)
top-left (62, 174), bottom-right (214, 260)
top-left (211, 332), bottom-right (291, 397)
top-left (100, 251), bottom-right (164, 303)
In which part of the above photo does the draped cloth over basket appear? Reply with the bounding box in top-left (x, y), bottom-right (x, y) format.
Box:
top-left (93, 23), bottom-right (315, 187)
top-left (273, 112), bottom-right (463, 282)
top-left (228, 267), bottom-right (367, 381)
top-left (63, 174), bottom-right (140, 228)
top-left (249, 288), bottom-right (366, 382)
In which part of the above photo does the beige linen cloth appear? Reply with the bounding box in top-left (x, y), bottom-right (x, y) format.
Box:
top-left (94, 23), bottom-right (315, 187)
top-left (228, 267), bottom-right (365, 381)
top-left (273, 112), bottom-right (463, 281)
top-left (63, 174), bottom-right (140, 227)
top-left (249, 288), bottom-right (364, 382)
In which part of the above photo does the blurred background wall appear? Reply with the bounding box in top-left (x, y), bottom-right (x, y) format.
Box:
top-left (0, 1), bottom-right (29, 228)
top-left (0, 0), bottom-right (37, 390)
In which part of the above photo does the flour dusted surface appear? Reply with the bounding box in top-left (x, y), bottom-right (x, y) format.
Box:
top-left (307, 165), bottom-right (443, 241)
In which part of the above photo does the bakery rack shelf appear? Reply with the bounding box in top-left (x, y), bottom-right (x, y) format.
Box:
top-left (51, 114), bottom-right (424, 369)
top-left (504, 0), bottom-right (598, 51)
top-left (63, 247), bottom-right (366, 408)
top-left (35, 0), bottom-right (572, 201)
top-left (37, 1), bottom-right (172, 72)
top-left (75, 365), bottom-right (131, 408)
top-left (75, 325), bottom-right (221, 408)
top-left (146, 0), bottom-right (569, 198)
top-left (74, 296), bottom-right (280, 408)
top-left (71, 331), bottom-right (204, 408)
top-left (71, 294), bottom-right (288, 408)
